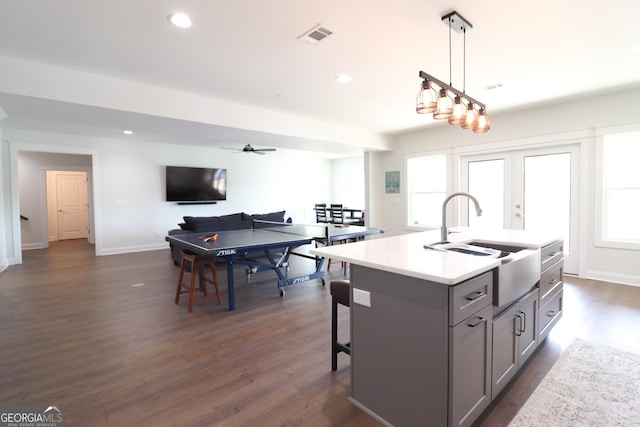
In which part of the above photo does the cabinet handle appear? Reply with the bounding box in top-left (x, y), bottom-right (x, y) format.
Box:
top-left (467, 317), bottom-right (486, 328)
top-left (547, 251), bottom-right (557, 257)
top-left (466, 291), bottom-right (484, 301)
top-left (519, 310), bottom-right (526, 333)
top-left (515, 313), bottom-right (523, 336)
top-left (548, 278), bottom-right (558, 285)
top-left (546, 310), bottom-right (556, 317)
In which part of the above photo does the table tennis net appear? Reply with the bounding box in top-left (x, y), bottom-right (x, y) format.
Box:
top-left (252, 220), bottom-right (329, 240)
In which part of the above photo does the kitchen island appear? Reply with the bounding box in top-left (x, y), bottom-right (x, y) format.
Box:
top-left (311, 228), bottom-right (564, 427)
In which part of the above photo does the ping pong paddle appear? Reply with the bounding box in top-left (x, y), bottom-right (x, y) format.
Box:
top-left (198, 234), bottom-right (218, 242)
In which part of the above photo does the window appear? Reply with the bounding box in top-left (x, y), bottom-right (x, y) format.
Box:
top-left (597, 130), bottom-right (640, 249)
top-left (406, 154), bottom-right (447, 228)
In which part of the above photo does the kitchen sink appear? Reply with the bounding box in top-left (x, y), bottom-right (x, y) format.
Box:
top-left (469, 241), bottom-right (541, 308)
top-left (426, 240), bottom-right (541, 308)
top-left (425, 241), bottom-right (514, 259)
top-left (426, 242), bottom-right (503, 258)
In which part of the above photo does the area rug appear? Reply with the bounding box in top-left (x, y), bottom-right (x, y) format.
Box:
top-left (509, 339), bottom-right (640, 426)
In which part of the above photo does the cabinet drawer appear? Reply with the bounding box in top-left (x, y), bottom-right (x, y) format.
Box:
top-left (449, 304), bottom-right (493, 427)
top-left (539, 259), bottom-right (563, 306)
top-left (540, 240), bottom-right (563, 271)
top-left (449, 270), bottom-right (494, 326)
top-left (539, 288), bottom-right (563, 341)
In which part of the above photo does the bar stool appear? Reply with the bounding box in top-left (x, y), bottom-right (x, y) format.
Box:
top-left (331, 279), bottom-right (351, 371)
top-left (175, 251), bottom-right (223, 313)
top-left (327, 246), bottom-right (347, 274)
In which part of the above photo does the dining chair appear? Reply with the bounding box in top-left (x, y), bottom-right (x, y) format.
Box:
top-left (327, 204), bottom-right (349, 273)
top-left (329, 204), bottom-right (345, 224)
top-left (315, 203), bottom-right (328, 223)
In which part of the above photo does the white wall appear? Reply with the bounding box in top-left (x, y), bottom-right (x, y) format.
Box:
top-left (331, 156), bottom-right (364, 209)
top-left (372, 86), bottom-right (640, 286)
top-left (2, 129), bottom-right (333, 261)
top-left (364, 152), bottom-right (384, 228)
top-left (0, 127), bottom-right (8, 272)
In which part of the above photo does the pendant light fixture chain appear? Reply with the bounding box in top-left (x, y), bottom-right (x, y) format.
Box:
top-left (463, 28), bottom-right (466, 94)
top-left (448, 15), bottom-right (452, 86)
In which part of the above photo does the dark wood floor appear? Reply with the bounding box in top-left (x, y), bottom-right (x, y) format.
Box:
top-left (1, 240), bottom-right (639, 426)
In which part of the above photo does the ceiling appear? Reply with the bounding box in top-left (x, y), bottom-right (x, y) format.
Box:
top-left (1, 0), bottom-right (639, 156)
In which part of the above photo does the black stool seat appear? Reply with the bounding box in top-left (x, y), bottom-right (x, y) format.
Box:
top-left (330, 280), bottom-right (350, 305)
top-left (330, 280), bottom-right (351, 371)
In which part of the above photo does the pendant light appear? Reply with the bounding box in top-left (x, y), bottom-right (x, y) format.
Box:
top-left (433, 89), bottom-right (453, 119)
top-left (416, 11), bottom-right (491, 133)
top-left (448, 95), bottom-right (466, 124)
top-left (473, 108), bottom-right (491, 133)
top-left (416, 80), bottom-right (437, 113)
top-left (461, 102), bottom-right (479, 129)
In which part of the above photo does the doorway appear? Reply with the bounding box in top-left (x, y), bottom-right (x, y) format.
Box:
top-left (460, 144), bottom-right (580, 274)
top-left (46, 170), bottom-right (89, 241)
top-left (9, 146), bottom-right (96, 265)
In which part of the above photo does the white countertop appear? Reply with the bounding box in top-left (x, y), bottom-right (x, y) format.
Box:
top-left (310, 228), bottom-right (561, 285)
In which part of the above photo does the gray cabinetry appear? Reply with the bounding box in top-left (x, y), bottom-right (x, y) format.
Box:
top-left (540, 287), bottom-right (563, 341)
top-left (538, 240), bottom-right (564, 341)
top-left (449, 272), bottom-right (493, 427)
top-left (540, 258), bottom-right (562, 306)
top-left (491, 288), bottom-right (539, 399)
top-left (350, 265), bottom-right (493, 427)
top-left (540, 239), bottom-right (563, 272)
top-left (449, 304), bottom-right (492, 427)
top-left (490, 239), bottom-right (563, 403)
top-left (518, 289), bottom-right (539, 362)
top-left (449, 270), bottom-right (493, 325)
top-left (350, 265), bottom-right (449, 427)
top-left (348, 240), bottom-right (564, 427)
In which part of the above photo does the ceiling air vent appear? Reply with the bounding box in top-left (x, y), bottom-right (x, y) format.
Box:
top-left (298, 24), bottom-right (333, 44)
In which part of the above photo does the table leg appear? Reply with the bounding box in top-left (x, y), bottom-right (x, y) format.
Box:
top-left (227, 258), bottom-right (236, 311)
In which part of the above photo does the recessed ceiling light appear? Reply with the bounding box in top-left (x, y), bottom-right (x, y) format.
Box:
top-left (168, 13), bottom-right (192, 28)
top-left (335, 74), bottom-right (352, 84)
top-left (123, 130), bottom-right (133, 135)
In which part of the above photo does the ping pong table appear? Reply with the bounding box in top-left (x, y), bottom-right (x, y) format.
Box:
top-left (165, 221), bottom-right (384, 310)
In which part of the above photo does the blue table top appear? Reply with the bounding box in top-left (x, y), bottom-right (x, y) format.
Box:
top-left (166, 223), bottom-right (384, 257)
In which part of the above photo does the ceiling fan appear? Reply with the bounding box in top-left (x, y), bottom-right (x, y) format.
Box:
top-left (222, 144), bottom-right (276, 155)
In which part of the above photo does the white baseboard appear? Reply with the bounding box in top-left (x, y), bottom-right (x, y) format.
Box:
top-left (584, 269), bottom-right (640, 287)
top-left (1, 256), bottom-right (20, 268)
top-left (22, 242), bottom-right (47, 250)
top-left (99, 242), bottom-right (169, 256)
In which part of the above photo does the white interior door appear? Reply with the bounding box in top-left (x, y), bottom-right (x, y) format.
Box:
top-left (461, 144), bottom-right (579, 274)
top-left (55, 171), bottom-right (89, 240)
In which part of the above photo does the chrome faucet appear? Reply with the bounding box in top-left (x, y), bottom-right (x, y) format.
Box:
top-left (441, 192), bottom-right (483, 242)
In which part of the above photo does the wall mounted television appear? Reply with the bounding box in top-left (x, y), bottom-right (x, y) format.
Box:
top-left (165, 166), bottom-right (227, 203)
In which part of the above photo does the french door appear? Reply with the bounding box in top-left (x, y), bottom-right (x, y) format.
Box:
top-left (460, 144), bottom-right (580, 274)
